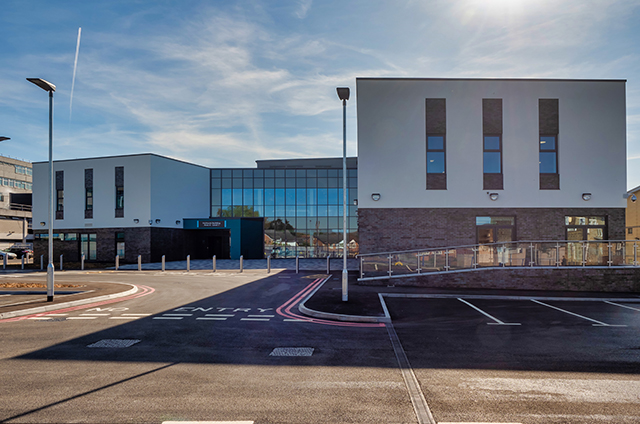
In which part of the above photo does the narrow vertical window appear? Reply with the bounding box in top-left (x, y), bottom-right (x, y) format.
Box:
top-left (426, 98), bottom-right (447, 190)
top-left (539, 99), bottom-right (559, 189)
top-left (116, 232), bottom-right (125, 260)
top-left (115, 166), bottom-right (124, 218)
top-left (55, 170), bottom-right (64, 219)
top-left (85, 168), bottom-right (93, 219)
top-left (483, 99), bottom-right (503, 190)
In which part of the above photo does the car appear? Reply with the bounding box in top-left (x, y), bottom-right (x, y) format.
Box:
top-left (0, 251), bottom-right (17, 259)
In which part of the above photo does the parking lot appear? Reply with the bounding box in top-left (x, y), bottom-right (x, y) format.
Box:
top-left (384, 294), bottom-right (640, 423)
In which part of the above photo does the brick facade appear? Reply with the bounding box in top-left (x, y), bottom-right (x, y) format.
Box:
top-left (361, 267), bottom-right (640, 293)
top-left (358, 207), bottom-right (626, 254)
top-left (34, 227), bottom-right (188, 264)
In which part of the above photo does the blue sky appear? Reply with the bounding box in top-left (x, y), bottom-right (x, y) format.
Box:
top-left (1, 0), bottom-right (640, 188)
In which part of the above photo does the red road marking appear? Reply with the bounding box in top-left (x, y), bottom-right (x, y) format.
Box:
top-left (0, 284), bottom-right (155, 323)
top-left (276, 277), bottom-right (385, 328)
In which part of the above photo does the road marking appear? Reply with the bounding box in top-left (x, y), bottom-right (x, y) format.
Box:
top-left (204, 314), bottom-right (235, 317)
top-left (153, 317), bottom-right (183, 320)
top-left (247, 315), bottom-right (274, 318)
top-left (163, 421), bottom-right (254, 424)
top-left (122, 313), bottom-right (152, 316)
top-left (87, 339), bottom-right (141, 348)
top-left (604, 301), bottom-right (640, 312)
top-left (81, 313), bottom-right (110, 316)
top-left (196, 317), bottom-right (227, 321)
top-left (162, 313), bottom-right (193, 316)
top-left (29, 317), bottom-right (53, 320)
top-left (386, 322), bottom-right (436, 424)
top-left (45, 314), bottom-right (68, 316)
top-left (283, 319), bottom-right (304, 322)
top-left (269, 347), bottom-right (314, 356)
top-left (457, 298), bottom-right (521, 325)
top-left (109, 317), bottom-right (139, 320)
top-left (531, 299), bottom-right (627, 327)
top-left (241, 318), bottom-right (270, 321)
top-left (67, 317), bottom-right (98, 320)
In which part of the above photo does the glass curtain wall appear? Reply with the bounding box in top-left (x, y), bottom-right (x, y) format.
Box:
top-left (211, 167), bottom-right (358, 258)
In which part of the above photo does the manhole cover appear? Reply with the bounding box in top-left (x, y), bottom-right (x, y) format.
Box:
top-left (87, 339), bottom-right (141, 348)
top-left (269, 347), bottom-right (314, 357)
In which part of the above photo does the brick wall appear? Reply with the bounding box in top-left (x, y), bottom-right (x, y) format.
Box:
top-left (359, 207), bottom-right (625, 254)
top-left (360, 267), bottom-right (640, 293)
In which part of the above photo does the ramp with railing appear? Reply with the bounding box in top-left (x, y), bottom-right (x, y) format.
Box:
top-left (357, 240), bottom-right (640, 281)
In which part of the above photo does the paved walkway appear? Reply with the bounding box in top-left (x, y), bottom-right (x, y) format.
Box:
top-left (114, 258), bottom-right (360, 271)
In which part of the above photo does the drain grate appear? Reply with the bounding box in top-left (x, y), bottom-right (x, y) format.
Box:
top-left (87, 339), bottom-right (141, 348)
top-left (269, 347), bottom-right (314, 357)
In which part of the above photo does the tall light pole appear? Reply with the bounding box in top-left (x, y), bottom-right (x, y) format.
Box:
top-left (336, 87), bottom-right (349, 302)
top-left (27, 78), bottom-right (56, 302)
top-left (0, 137), bottom-right (10, 142)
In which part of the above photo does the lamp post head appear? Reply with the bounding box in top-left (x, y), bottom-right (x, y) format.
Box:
top-left (336, 87), bottom-right (350, 102)
top-left (27, 78), bottom-right (56, 92)
top-left (0, 137), bottom-right (10, 142)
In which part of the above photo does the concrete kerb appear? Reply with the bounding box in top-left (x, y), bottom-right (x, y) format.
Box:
top-left (297, 275), bottom-right (391, 323)
top-left (0, 283), bottom-right (138, 320)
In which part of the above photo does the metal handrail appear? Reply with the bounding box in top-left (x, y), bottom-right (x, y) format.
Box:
top-left (358, 240), bottom-right (640, 281)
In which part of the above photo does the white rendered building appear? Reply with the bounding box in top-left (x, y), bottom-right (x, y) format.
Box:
top-left (356, 78), bottom-right (627, 253)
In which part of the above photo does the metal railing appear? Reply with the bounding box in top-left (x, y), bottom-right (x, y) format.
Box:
top-left (358, 240), bottom-right (640, 281)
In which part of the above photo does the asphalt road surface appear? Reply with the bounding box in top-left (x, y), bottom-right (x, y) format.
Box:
top-left (1, 270), bottom-right (639, 423)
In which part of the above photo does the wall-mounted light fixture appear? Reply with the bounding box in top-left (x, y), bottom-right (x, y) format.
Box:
top-left (371, 193), bottom-right (381, 201)
top-left (582, 193), bottom-right (592, 201)
top-left (353, 199), bottom-right (358, 206)
top-left (40, 222), bottom-right (46, 226)
top-left (489, 192), bottom-right (499, 201)
top-left (133, 219), bottom-right (139, 224)
top-left (155, 219), bottom-right (161, 224)
top-left (148, 220), bottom-right (153, 225)
top-left (632, 194), bottom-right (638, 203)
top-left (175, 220), bottom-right (181, 225)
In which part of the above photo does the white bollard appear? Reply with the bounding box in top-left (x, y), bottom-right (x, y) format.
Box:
top-left (296, 255), bottom-right (299, 274)
top-left (187, 255), bottom-right (190, 272)
top-left (138, 255), bottom-right (142, 271)
top-left (60, 254), bottom-right (63, 271)
top-left (40, 255), bottom-right (43, 270)
top-left (239, 255), bottom-right (243, 273)
top-left (267, 255), bottom-right (271, 273)
top-left (162, 255), bottom-right (165, 272)
top-left (21, 255), bottom-right (24, 270)
top-left (213, 255), bottom-right (216, 272)
top-left (327, 255), bottom-right (330, 274)
top-left (3, 254), bottom-right (6, 270)
top-left (81, 254), bottom-right (85, 270)
top-left (115, 255), bottom-right (119, 271)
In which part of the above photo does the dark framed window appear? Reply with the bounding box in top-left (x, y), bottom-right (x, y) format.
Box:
top-left (115, 187), bottom-right (124, 210)
top-left (85, 187), bottom-right (93, 211)
top-left (483, 135), bottom-right (502, 173)
top-left (539, 135), bottom-right (558, 173)
top-left (116, 232), bottom-right (125, 260)
top-left (115, 166), bottom-right (124, 217)
top-left (427, 135), bottom-right (446, 174)
top-left (56, 189), bottom-right (64, 212)
top-left (81, 233), bottom-right (97, 261)
top-left (476, 216), bottom-right (515, 244)
top-left (426, 98), bottom-right (447, 190)
top-left (565, 216), bottom-right (607, 240)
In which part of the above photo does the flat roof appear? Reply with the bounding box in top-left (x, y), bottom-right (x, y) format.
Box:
top-left (33, 153), bottom-right (209, 169)
top-left (356, 77), bottom-right (627, 83)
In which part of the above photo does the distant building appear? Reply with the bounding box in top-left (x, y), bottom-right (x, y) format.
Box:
top-left (0, 155), bottom-right (32, 250)
top-left (356, 78), bottom-right (627, 253)
top-left (625, 185), bottom-right (640, 240)
top-left (32, 154), bottom-right (357, 262)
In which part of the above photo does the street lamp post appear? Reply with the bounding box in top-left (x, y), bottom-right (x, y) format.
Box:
top-left (27, 78), bottom-right (56, 302)
top-left (0, 137), bottom-right (10, 142)
top-left (336, 87), bottom-right (350, 302)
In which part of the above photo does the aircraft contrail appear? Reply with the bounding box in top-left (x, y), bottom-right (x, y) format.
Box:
top-left (70, 27), bottom-right (81, 118)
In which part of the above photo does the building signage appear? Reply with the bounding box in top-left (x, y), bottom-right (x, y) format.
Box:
top-left (198, 220), bottom-right (225, 228)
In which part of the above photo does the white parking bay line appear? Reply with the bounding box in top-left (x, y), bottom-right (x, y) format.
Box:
top-left (67, 317), bottom-right (98, 320)
top-left (204, 314), bottom-right (235, 317)
top-left (122, 313), bottom-right (152, 316)
top-left (604, 301), bottom-right (640, 312)
top-left (531, 299), bottom-right (626, 327)
top-left (153, 317), bottom-right (183, 320)
top-left (247, 315), bottom-right (274, 318)
top-left (457, 298), bottom-right (521, 325)
top-left (109, 317), bottom-right (140, 320)
top-left (196, 317), bottom-right (227, 321)
top-left (163, 313), bottom-right (193, 316)
top-left (81, 313), bottom-right (110, 316)
top-left (240, 318), bottom-right (270, 321)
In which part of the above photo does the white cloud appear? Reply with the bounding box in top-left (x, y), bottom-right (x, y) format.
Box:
top-left (295, 0), bottom-right (313, 19)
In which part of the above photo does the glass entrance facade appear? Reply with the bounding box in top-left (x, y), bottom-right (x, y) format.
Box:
top-left (210, 158), bottom-right (358, 258)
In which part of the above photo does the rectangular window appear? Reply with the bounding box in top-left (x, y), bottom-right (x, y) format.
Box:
top-left (483, 99), bottom-right (503, 190)
top-left (539, 99), bottom-right (559, 189)
top-left (85, 168), bottom-right (93, 219)
top-left (116, 232), bottom-right (125, 260)
top-left (55, 170), bottom-right (64, 219)
top-left (81, 233), bottom-right (97, 261)
top-left (476, 216), bottom-right (515, 244)
top-left (115, 166), bottom-right (124, 217)
top-left (426, 99), bottom-right (446, 190)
